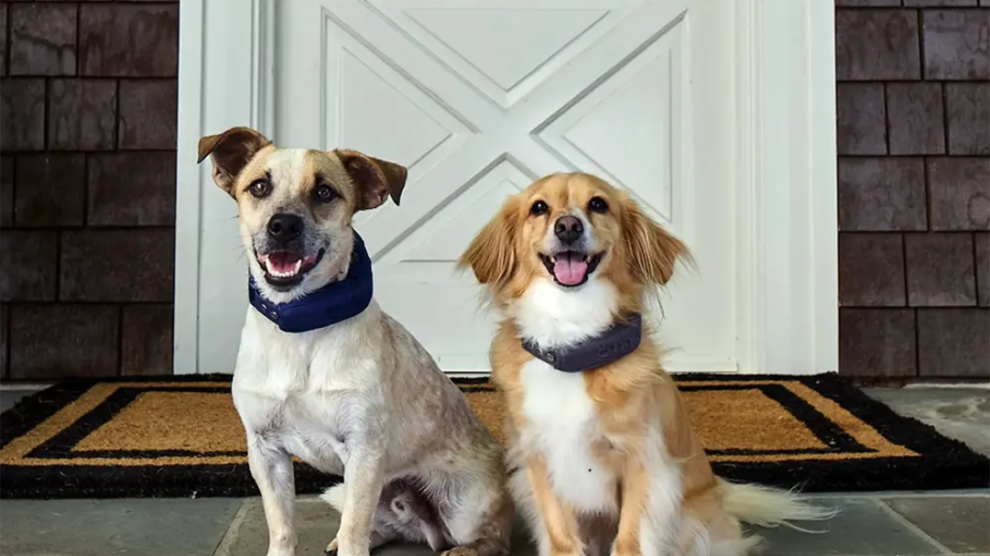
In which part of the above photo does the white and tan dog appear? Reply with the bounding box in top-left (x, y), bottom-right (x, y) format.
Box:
top-left (459, 173), bottom-right (831, 556)
top-left (198, 126), bottom-right (512, 556)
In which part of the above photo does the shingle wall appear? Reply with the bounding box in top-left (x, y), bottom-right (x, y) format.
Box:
top-left (836, 0), bottom-right (990, 378)
top-left (0, 1), bottom-right (178, 379)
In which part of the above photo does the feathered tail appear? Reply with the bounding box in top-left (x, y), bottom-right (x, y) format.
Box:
top-left (721, 480), bottom-right (837, 531)
top-left (320, 483), bottom-right (347, 513)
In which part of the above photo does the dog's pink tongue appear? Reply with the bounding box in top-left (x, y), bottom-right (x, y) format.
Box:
top-left (553, 254), bottom-right (588, 286)
top-left (266, 252), bottom-right (302, 274)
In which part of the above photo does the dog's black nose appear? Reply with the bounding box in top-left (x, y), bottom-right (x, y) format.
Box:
top-left (554, 215), bottom-right (583, 245)
top-left (267, 213), bottom-right (304, 243)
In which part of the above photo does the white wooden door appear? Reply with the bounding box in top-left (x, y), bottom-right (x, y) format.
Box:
top-left (270, 0), bottom-right (737, 374)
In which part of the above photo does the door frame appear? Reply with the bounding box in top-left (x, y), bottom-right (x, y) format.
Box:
top-left (173, 0), bottom-right (837, 375)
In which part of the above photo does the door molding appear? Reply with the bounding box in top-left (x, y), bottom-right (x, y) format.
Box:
top-left (732, 0), bottom-right (838, 375)
top-left (174, 0), bottom-right (837, 375)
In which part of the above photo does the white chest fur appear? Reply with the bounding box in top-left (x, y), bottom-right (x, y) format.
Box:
top-left (231, 305), bottom-right (386, 473)
top-left (519, 359), bottom-right (616, 514)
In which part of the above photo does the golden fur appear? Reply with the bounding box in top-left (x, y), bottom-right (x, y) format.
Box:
top-left (459, 173), bottom-right (829, 556)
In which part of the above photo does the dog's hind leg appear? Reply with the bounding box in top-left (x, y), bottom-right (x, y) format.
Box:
top-left (323, 479), bottom-right (447, 554)
top-left (435, 471), bottom-right (514, 556)
top-left (380, 480), bottom-right (447, 551)
top-left (322, 484), bottom-right (397, 555)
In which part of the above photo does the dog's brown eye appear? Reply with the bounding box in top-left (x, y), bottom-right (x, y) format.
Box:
top-left (530, 200), bottom-right (549, 216)
top-left (588, 196), bottom-right (609, 213)
top-left (314, 184), bottom-right (337, 203)
top-left (249, 180), bottom-right (272, 198)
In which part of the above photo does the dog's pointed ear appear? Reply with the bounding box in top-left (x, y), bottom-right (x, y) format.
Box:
top-left (335, 149), bottom-right (408, 211)
top-left (197, 127), bottom-right (272, 196)
top-left (620, 195), bottom-right (689, 285)
top-left (458, 196), bottom-right (520, 288)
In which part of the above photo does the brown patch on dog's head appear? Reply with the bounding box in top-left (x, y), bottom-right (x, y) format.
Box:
top-left (334, 149), bottom-right (408, 210)
top-left (459, 172), bottom-right (688, 312)
top-left (197, 127), bottom-right (274, 196)
top-left (196, 126), bottom-right (409, 301)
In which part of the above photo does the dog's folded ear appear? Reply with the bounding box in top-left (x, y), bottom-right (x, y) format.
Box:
top-left (334, 150), bottom-right (408, 211)
top-left (458, 195), bottom-right (520, 289)
top-left (621, 195), bottom-right (689, 286)
top-left (197, 127), bottom-right (272, 197)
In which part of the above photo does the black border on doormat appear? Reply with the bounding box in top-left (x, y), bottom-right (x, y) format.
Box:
top-left (0, 373), bottom-right (986, 499)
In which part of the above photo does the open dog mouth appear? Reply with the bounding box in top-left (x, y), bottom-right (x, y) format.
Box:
top-left (256, 249), bottom-right (325, 285)
top-left (539, 251), bottom-right (603, 287)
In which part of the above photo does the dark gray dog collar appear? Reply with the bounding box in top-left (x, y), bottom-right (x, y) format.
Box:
top-left (521, 314), bottom-right (643, 373)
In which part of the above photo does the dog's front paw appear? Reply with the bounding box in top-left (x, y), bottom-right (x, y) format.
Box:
top-left (266, 537), bottom-right (296, 556)
top-left (610, 546), bottom-right (642, 556)
top-left (441, 548), bottom-right (478, 556)
top-left (325, 538), bottom-right (370, 556)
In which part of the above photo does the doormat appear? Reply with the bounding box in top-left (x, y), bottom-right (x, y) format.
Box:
top-left (1, 374), bottom-right (986, 498)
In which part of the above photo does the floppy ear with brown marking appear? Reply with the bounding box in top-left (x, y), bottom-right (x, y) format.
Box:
top-left (197, 127), bottom-right (272, 197)
top-left (458, 195), bottom-right (521, 289)
top-left (620, 195), bottom-right (689, 285)
top-left (334, 149), bottom-right (408, 211)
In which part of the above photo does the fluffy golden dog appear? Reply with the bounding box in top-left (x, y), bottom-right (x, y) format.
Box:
top-left (459, 173), bottom-right (830, 556)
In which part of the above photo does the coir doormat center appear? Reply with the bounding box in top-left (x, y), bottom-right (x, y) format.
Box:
top-left (1, 374), bottom-right (987, 498)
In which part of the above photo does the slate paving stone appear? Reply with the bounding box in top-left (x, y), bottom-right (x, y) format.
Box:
top-left (0, 390), bottom-right (29, 414)
top-left (216, 496), bottom-right (964, 556)
top-left (0, 498), bottom-right (242, 556)
top-left (221, 497), bottom-right (538, 556)
top-left (884, 496), bottom-right (990, 554)
top-left (754, 498), bottom-right (945, 556)
top-left (865, 387), bottom-right (990, 457)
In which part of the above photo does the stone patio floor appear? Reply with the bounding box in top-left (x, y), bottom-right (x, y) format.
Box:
top-left (1, 385), bottom-right (987, 556)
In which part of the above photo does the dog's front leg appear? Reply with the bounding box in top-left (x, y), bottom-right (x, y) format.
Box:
top-left (333, 451), bottom-right (386, 556)
top-left (248, 435), bottom-right (297, 556)
top-left (614, 451), bottom-right (681, 556)
top-left (525, 456), bottom-right (582, 556)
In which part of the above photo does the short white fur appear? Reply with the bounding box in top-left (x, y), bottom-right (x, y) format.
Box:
top-left (205, 140), bottom-right (513, 556)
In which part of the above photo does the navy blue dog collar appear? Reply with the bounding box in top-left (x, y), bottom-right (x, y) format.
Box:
top-left (248, 232), bottom-right (374, 333)
top-left (521, 314), bottom-right (643, 373)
